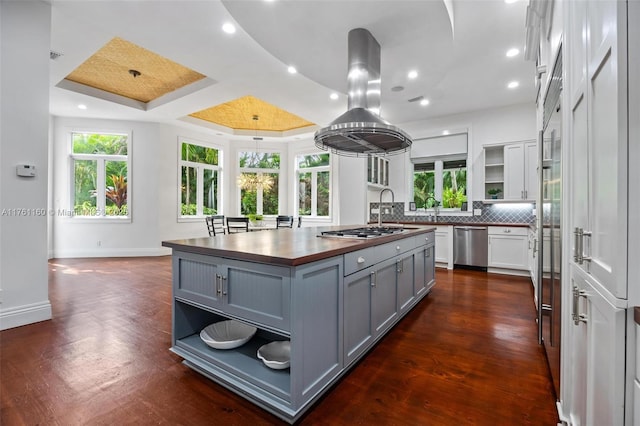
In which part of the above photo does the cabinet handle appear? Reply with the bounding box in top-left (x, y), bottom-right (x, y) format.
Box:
top-left (396, 259), bottom-right (404, 273)
top-left (572, 285), bottom-right (588, 325)
top-left (222, 276), bottom-right (227, 296)
top-left (581, 230), bottom-right (592, 263)
top-left (357, 256), bottom-right (366, 264)
top-left (396, 245), bottom-right (401, 251)
top-left (573, 228), bottom-right (580, 262)
top-left (425, 248), bottom-right (431, 258)
top-left (504, 229), bottom-right (511, 233)
top-left (215, 274), bottom-right (222, 295)
top-left (524, 190), bottom-right (528, 199)
top-left (533, 239), bottom-right (537, 257)
top-left (370, 271), bottom-right (377, 287)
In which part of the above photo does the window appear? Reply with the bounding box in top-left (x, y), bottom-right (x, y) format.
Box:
top-left (413, 159), bottom-right (467, 209)
top-left (238, 152), bottom-right (280, 215)
top-left (296, 153), bottom-right (330, 217)
top-left (179, 140), bottom-right (221, 217)
top-left (71, 131), bottom-right (129, 217)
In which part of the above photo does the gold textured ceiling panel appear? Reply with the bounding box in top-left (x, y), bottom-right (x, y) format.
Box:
top-left (65, 37), bottom-right (206, 103)
top-left (189, 95), bottom-right (315, 132)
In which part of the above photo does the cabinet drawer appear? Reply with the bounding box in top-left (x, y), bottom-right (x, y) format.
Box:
top-left (376, 238), bottom-right (414, 261)
top-left (488, 226), bottom-right (527, 236)
top-left (344, 246), bottom-right (377, 276)
top-left (414, 231), bottom-right (435, 247)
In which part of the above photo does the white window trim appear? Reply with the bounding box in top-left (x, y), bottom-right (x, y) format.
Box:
top-left (177, 137), bottom-right (224, 222)
top-left (295, 152), bottom-right (331, 218)
top-left (68, 130), bottom-right (132, 222)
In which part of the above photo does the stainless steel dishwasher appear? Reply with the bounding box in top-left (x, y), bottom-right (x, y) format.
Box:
top-left (453, 226), bottom-right (488, 268)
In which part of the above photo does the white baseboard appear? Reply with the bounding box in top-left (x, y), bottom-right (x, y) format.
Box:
top-left (0, 300), bottom-right (52, 330)
top-left (52, 247), bottom-right (171, 259)
top-left (487, 267), bottom-right (529, 277)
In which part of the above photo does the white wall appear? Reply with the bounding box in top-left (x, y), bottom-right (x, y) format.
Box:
top-left (0, 1), bottom-right (52, 330)
top-left (51, 118), bottom-right (350, 257)
top-left (381, 102), bottom-right (537, 206)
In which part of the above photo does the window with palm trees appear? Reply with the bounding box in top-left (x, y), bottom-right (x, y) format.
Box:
top-left (413, 159), bottom-right (467, 209)
top-left (180, 140), bottom-right (221, 217)
top-left (71, 132), bottom-right (129, 217)
top-left (238, 152), bottom-right (280, 216)
top-left (296, 153), bottom-right (330, 217)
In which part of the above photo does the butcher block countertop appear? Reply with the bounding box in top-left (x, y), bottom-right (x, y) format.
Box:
top-left (162, 225), bottom-right (435, 267)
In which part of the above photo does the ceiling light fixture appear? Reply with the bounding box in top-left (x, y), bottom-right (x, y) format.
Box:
top-left (330, 93), bottom-right (339, 100)
top-left (287, 66), bottom-right (297, 74)
top-left (128, 69), bottom-right (141, 78)
top-left (506, 48), bottom-right (520, 57)
top-left (508, 81), bottom-right (520, 89)
top-left (78, 104), bottom-right (87, 110)
top-left (420, 98), bottom-right (430, 106)
top-left (222, 23), bottom-right (236, 34)
top-left (237, 115), bottom-right (274, 191)
top-left (504, 0), bottom-right (519, 4)
top-left (442, 130), bottom-right (450, 135)
top-left (408, 70), bottom-right (418, 79)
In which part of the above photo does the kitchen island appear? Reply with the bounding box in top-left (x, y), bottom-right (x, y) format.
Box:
top-left (162, 225), bottom-right (435, 423)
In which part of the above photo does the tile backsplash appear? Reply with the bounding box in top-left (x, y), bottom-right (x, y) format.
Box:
top-left (371, 201), bottom-right (535, 224)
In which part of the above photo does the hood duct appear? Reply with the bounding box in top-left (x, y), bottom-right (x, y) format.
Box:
top-left (314, 28), bottom-right (412, 157)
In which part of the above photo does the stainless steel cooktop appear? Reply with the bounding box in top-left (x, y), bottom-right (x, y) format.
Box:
top-left (319, 226), bottom-right (405, 239)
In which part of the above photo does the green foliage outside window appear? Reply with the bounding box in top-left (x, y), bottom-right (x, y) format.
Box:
top-left (239, 152), bottom-right (280, 215)
top-left (72, 132), bottom-right (128, 216)
top-left (180, 142), bottom-right (219, 216)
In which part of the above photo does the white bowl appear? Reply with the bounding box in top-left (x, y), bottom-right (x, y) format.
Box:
top-left (200, 320), bottom-right (257, 350)
top-left (257, 340), bottom-right (291, 370)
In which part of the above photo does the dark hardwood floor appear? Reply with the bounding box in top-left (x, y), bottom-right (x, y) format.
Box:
top-left (1, 257), bottom-right (559, 425)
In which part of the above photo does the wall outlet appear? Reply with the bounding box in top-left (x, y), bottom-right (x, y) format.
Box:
top-left (97, 240), bottom-right (102, 247)
top-left (474, 208), bottom-right (482, 216)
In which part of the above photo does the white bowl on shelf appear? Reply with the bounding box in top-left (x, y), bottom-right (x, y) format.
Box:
top-left (200, 320), bottom-right (257, 350)
top-left (257, 340), bottom-right (291, 370)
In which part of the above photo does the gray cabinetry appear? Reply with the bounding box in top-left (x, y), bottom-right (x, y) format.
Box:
top-left (173, 253), bottom-right (290, 332)
top-left (168, 229), bottom-right (435, 423)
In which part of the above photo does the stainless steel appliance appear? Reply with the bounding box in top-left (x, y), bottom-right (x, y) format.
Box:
top-left (319, 226), bottom-right (404, 239)
top-left (453, 226), bottom-right (488, 268)
top-left (538, 48), bottom-right (562, 397)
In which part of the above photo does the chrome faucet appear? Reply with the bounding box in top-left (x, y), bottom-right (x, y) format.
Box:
top-left (378, 188), bottom-right (395, 227)
top-left (426, 196), bottom-right (440, 222)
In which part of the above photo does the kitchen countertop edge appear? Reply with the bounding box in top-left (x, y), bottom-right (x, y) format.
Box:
top-left (162, 225), bottom-right (436, 267)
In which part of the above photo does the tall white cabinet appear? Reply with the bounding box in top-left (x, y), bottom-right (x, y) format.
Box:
top-left (563, 0), bottom-right (634, 424)
top-left (503, 141), bottom-right (538, 201)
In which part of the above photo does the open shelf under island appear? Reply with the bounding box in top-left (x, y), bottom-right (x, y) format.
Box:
top-left (162, 225), bottom-right (436, 423)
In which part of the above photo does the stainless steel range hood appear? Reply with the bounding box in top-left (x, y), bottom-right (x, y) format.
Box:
top-left (314, 28), bottom-right (412, 157)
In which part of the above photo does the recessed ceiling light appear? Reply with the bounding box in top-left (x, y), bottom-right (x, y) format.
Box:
top-left (78, 104), bottom-right (87, 110)
top-left (408, 70), bottom-right (418, 79)
top-left (222, 23), bottom-right (236, 34)
top-left (420, 99), bottom-right (430, 106)
top-left (330, 93), bottom-right (339, 100)
top-left (504, 0), bottom-right (519, 3)
top-left (391, 85), bottom-right (405, 92)
top-left (442, 130), bottom-right (450, 135)
top-left (287, 66), bottom-right (297, 74)
top-left (508, 81), bottom-right (520, 89)
top-left (506, 48), bottom-right (520, 57)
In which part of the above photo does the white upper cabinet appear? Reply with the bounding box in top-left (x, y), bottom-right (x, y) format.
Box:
top-left (503, 141), bottom-right (537, 201)
top-left (568, 0), bottom-right (628, 299)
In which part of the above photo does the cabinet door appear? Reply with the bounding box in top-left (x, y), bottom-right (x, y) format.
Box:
top-left (223, 261), bottom-right (291, 331)
top-left (503, 144), bottom-right (525, 200)
top-left (397, 254), bottom-right (415, 313)
top-left (371, 259), bottom-right (398, 336)
top-left (488, 235), bottom-right (528, 270)
top-left (173, 253), bottom-right (223, 308)
top-left (569, 267), bottom-right (625, 426)
top-left (584, 0), bottom-right (628, 298)
top-left (435, 228), bottom-right (449, 265)
top-left (524, 141), bottom-right (538, 201)
top-left (344, 269), bottom-right (374, 365)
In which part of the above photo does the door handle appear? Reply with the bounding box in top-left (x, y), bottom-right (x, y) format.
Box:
top-left (572, 285), bottom-right (588, 325)
top-left (581, 230), bottom-right (592, 263)
top-left (215, 274), bottom-right (222, 295)
top-left (573, 228), bottom-right (580, 263)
